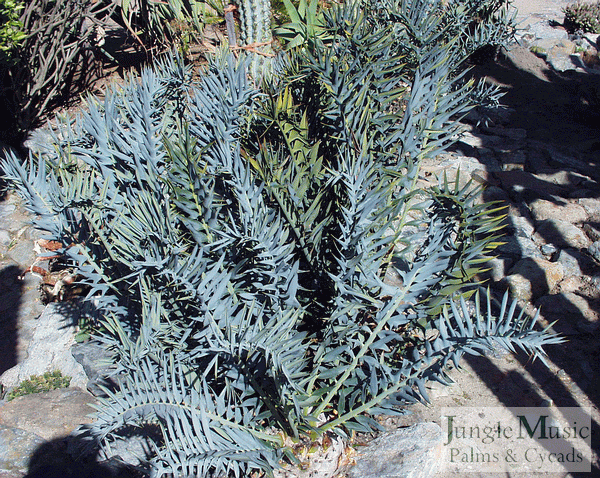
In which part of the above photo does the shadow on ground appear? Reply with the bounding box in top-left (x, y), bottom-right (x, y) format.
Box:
top-left (0, 265), bottom-right (23, 378)
top-left (23, 435), bottom-right (146, 478)
top-left (456, 43), bottom-right (600, 474)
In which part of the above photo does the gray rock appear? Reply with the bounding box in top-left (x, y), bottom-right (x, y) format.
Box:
top-left (12, 284), bottom-right (46, 362)
top-left (477, 151), bottom-right (503, 172)
top-left (0, 204), bottom-right (17, 221)
top-left (484, 340), bottom-right (512, 359)
top-left (536, 292), bottom-right (599, 326)
top-left (578, 197), bottom-right (600, 216)
top-left (71, 341), bottom-right (115, 396)
top-left (480, 185), bottom-right (510, 204)
top-left (500, 274), bottom-right (534, 300)
top-left (348, 422), bottom-right (443, 478)
top-left (583, 33), bottom-right (600, 48)
top-left (546, 47), bottom-right (581, 72)
top-left (501, 162), bottom-right (525, 172)
top-left (557, 369), bottom-right (568, 379)
top-left (493, 170), bottom-right (568, 201)
top-left (526, 148), bottom-right (553, 173)
top-left (589, 241), bottom-right (600, 263)
top-left (577, 320), bottom-right (600, 334)
top-left (545, 148), bottom-right (596, 175)
top-left (532, 170), bottom-right (593, 188)
top-left (0, 231), bottom-right (10, 247)
top-left (528, 199), bottom-right (588, 224)
top-left (0, 424), bottom-right (45, 475)
top-left (502, 257), bottom-right (564, 301)
top-left (496, 235), bottom-right (543, 259)
top-left (583, 223), bottom-right (600, 242)
top-left (436, 153), bottom-right (481, 173)
top-left (541, 244), bottom-right (557, 255)
top-left (458, 132), bottom-right (503, 150)
top-left (0, 261), bottom-right (44, 372)
top-left (5, 220), bottom-right (28, 235)
top-left (556, 249), bottom-right (595, 276)
top-left (578, 177), bottom-right (600, 192)
top-left (21, 227), bottom-right (43, 242)
top-left (498, 149), bottom-right (527, 170)
top-left (0, 388), bottom-right (96, 441)
top-left (6, 241), bottom-right (36, 268)
top-left (97, 430), bottom-right (157, 467)
top-left (17, 431), bottom-right (142, 478)
top-left (422, 161), bottom-right (474, 191)
top-left (534, 219), bottom-right (591, 249)
top-left (0, 304), bottom-right (88, 391)
top-left (481, 257), bottom-right (514, 283)
top-left (480, 126), bottom-right (527, 141)
top-left (526, 21), bottom-right (569, 41)
top-left (506, 212), bottom-right (534, 238)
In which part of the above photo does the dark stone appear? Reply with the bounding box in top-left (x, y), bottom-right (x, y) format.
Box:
top-left (496, 235), bottom-right (543, 259)
top-left (556, 248), bottom-right (596, 276)
top-left (492, 170), bottom-right (569, 202)
top-left (534, 219), bottom-right (590, 249)
top-left (24, 436), bottom-right (147, 478)
top-left (71, 342), bottom-right (115, 397)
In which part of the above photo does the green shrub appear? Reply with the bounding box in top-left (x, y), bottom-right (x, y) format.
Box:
top-left (3, 0), bottom-right (560, 475)
top-left (0, 0), bottom-right (25, 65)
top-left (564, 1), bottom-right (600, 33)
top-left (274, 0), bottom-right (328, 50)
top-left (6, 371), bottom-right (71, 401)
top-left (275, 0), bottom-right (516, 57)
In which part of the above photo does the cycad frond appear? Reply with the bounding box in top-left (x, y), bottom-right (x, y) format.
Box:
top-left (78, 350), bottom-right (281, 478)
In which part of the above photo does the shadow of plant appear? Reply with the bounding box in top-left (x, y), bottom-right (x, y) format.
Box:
top-left (457, 42), bottom-right (600, 473)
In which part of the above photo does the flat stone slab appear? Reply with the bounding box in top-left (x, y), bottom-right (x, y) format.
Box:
top-left (536, 292), bottom-right (599, 336)
top-left (0, 424), bottom-right (45, 475)
top-left (348, 422), bottom-right (443, 478)
top-left (503, 257), bottom-right (564, 301)
top-left (529, 198), bottom-right (588, 224)
top-left (0, 303), bottom-right (88, 391)
top-left (534, 219), bottom-right (591, 249)
top-left (0, 388), bottom-right (96, 441)
top-left (578, 197), bottom-right (600, 216)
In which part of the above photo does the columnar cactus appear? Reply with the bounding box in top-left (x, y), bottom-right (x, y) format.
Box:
top-left (235, 0), bottom-right (274, 78)
top-left (238, 0), bottom-right (271, 45)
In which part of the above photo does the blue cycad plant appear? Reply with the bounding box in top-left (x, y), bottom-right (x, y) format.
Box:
top-left (4, 0), bottom-right (561, 476)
